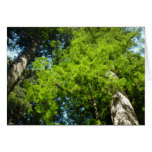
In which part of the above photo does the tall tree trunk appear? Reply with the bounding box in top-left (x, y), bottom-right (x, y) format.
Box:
top-left (7, 40), bottom-right (40, 95)
top-left (108, 71), bottom-right (139, 125)
top-left (110, 91), bottom-right (139, 125)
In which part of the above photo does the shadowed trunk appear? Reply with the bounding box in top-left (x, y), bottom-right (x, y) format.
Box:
top-left (108, 71), bottom-right (139, 125)
top-left (7, 40), bottom-right (40, 95)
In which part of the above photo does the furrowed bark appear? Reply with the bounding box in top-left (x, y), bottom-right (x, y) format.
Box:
top-left (110, 91), bottom-right (139, 125)
top-left (7, 40), bottom-right (40, 95)
top-left (107, 71), bottom-right (139, 125)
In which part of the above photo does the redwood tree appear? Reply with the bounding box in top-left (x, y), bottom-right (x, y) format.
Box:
top-left (8, 27), bottom-right (145, 125)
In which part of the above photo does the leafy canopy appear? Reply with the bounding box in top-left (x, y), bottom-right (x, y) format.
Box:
top-left (24, 27), bottom-right (144, 125)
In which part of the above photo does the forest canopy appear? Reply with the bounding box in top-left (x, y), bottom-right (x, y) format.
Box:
top-left (7, 27), bottom-right (145, 125)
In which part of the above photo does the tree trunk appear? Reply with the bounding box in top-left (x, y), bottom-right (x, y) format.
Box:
top-left (7, 40), bottom-right (40, 95)
top-left (89, 84), bottom-right (101, 124)
top-left (108, 71), bottom-right (139, 125)
top-left (110, 91), bottom-right (139, 125)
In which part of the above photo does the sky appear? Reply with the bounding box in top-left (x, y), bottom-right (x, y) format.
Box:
top-left (7, 49), bottom-right (18, 59)
top-left (131, 27), bottom-right (145, 56)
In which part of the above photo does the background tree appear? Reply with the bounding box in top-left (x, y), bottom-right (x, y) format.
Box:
top-left (7, 27), bottom-right (75, 124)
top-left (7, 27), bottom-right (74, 95)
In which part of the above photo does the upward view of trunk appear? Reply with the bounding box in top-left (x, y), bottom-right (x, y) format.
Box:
top-left (110, 91), bottom-right (139, 125)
top-left (107, 71), bottom-right (139, 125)
top-left (7, 40), bottom-right (40, 95)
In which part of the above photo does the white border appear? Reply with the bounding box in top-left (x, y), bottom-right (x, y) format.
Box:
top-left (0, 0), bottom-right (152, 152)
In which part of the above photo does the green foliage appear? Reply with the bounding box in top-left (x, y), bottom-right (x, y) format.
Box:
top-left (8, 27), bottom-right (145, 125)
top-left (87, 119), bottom-right (101, 125)
top-left (7, 74), bottom-right (32, 125)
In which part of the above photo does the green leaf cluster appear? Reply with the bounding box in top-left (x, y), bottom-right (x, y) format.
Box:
top-left (25, 27), bottom-right (144, 125)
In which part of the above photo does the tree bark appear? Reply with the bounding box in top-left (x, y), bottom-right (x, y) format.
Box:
top-left (110, 91), bottom-right (139, 125)
top-left (107, 71), bottom-right (139, 125)
top-left (7, 40), bottom-right (40, 95)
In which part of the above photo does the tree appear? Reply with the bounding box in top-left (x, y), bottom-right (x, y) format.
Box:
top-left (8, 27), bottom-right (145, 125)
top-left (108, 72), bottom-right (139, 125)
top-left (7, 27), bottom-right (75, 124)
top-left (24, 27), bottom-right (144, 125)
top-left (7, 27), bottom-right (74, 95)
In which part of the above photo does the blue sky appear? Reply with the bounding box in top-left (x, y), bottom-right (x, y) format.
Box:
top-left (131, 27), bottom-right (145, 55)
